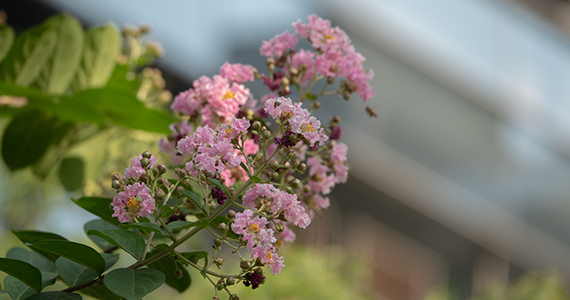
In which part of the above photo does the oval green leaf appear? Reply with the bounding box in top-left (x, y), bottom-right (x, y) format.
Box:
top-left (0, 24), bottom-right (14, 63)
top-left (56, 253), bottom-right (118, 287)
top-left (180, 190), bottom-right (206, 214)
top-left (104, 268), bottom-right (165, 300)
top-left (30, 240), bottom-right (105, 274)
top-left (124, 222), bottom-right (167, 236)
top-left (1, 110), bottom-right (54, 171)
top-left (79, 285), bottom-right (122, 300)
top-left (72, 24), bottom-right (120, 91)
top-left (147, 250), bottom-right (190, 293)
top-left (4, 271), bottom-right (59, 300)
top-left (84, 219), bottom-right (120, 252)
top-left (58, 157), bottom-right (85, 191)
top-left (37, 14), bottom-right (84, 95)
top-left (25, 291), bottom-right (82, 300)
top-left (0, 258), bottom-right (42, 292)
top-left (87, 229), bottom-right (145, 260)
top-left (6, 247), bottom-right (56, 272)
top-left (72, 197), bottom-right (119, 226)
top-left (11, 230), bottom-right (67, 261)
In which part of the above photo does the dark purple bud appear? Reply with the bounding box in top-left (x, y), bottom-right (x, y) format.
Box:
top-left (330, 126), bottom-right (342, 140)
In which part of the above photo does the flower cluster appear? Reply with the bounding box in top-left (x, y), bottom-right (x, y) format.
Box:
top-left (108, 15), bottom-right (372, 298)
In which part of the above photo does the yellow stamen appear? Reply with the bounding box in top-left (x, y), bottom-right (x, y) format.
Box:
top-left (276, 240), bottom-right (283, 247)
top-left (249, 223), bottom-right (260, 233)
top-left (126, 196), bottom-right (140, 212)
top-left (223, 91), bottom-right (235, 100)
top-left (301, 122), bottom-right (315, 133)
top-left (325, 34), bottom-right (335, 40)
top-left (281, 111), bottom-right (293, 120)
top-left (266, 251), bottom-right (272, 260)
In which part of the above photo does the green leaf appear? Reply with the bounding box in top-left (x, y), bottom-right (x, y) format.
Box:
top-left (104, 64), bottom-right (140, 95)
top-left (79, 285), bottom-right (122, 300)
top-left (0, 24), bottom-right (15, 63)
top-left (25, 291), bottom-right (82, 300)
top-left (0, 25), bottom-right (57, 86)
top-left (1, 110), bottom-right (54, 171)
top-left (72, 197), bottom-right (119, 226)
top-left (180, 190), bottom-right (206, 214)
top-left (305, 93), bottom-right (317, 100)
top-left (12, 230), bottom-right (67, 261)
top-left (56, 256), bottom-right (97, 286)
top-left (4, 271), bottom-right (59, 300)
top-left (240, 162), bottom-right (252, 177)
top-left (104, 268), bottom-right (165, 300)
top-left (58, 157), bottom-right (85, 191)
top-left (147, 249), bottom-right (190, 293)
top-left (37, 14), bottom-right (84, 95)
top-left (160, 205), bottom-right (173, 219)
top-left (6, 247), bottom-right (56, 272)
top-left (251, 176), bottom-right (262, 183)
top-left (0, 258), bottom-right (42, 292)
top-left (166, 219), bottom-right (208, 232)
top-left (30, 240), bottom-right (105, 274)
top-left (72, 24), bottom-right (120, 91)
top-left (0, 82), bottom-right (106, 124)
top-left (86, 229), bottom-right (145, 260)
top-left (206, 178), bottom-right (230, 196)
top-left (83, 219), bottom-right (120, 252)
top-left (72, 88), bottom-right (174, 134)
top-left (177, 251), bottom-right (208, 279)
top-left (124, 222), bottom-right (166, 236)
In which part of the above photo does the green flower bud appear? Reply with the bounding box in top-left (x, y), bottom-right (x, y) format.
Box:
top-left (285, 176), bottom-right (295, 184)
top-left (157, 164), bottom-right (167, 175)
top-left (152, 168), bottom-right (160, 177)
top-left (285, 187), bottom-right (293, 194)
top-left (141, 158), bottom-right (151, 169)
top-left (287, 150), bottom-right (295, 160)
top-left (142, 150), bottom-right (152, 159)
top-left (240, 260), bottom-right (250, 270)
top-left (111, 180), bottom-right (121, 189)
top-left (154, 189), bottom-right (165, 201)
top-left (214, 257), bottom-right (224, 267)
top-left (230, 294), bottom-right (240, 300)
top-left (271, 172), bottom-right (279, 179)
top-left (252, 121), bottom-right (261, 131)
top-left (291, 179), bottom-right (302, 189)
top-left (296, 162), bottom-right (307, 174)
top-left (218, 223), bottom-right (229, 232)
top-left (262, 130), bottom-right (272, 140)
top-left (214, 238), bottom-right (223, 248)
top-left (227, 209), bottom-right (236, 220)
top-left (226, 277), bottom-right (235, 286)
top-left (269, 160), bottom-right (279, 169)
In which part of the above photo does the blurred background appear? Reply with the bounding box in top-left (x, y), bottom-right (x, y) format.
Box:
top-left (3, 0), bottom-right (570, 299)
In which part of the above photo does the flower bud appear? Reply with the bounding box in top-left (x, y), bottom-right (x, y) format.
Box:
top-left (141, 158), bottom-right (151, 169)
top-left (142, 150), bottom-right (152, 159)
top-left (112, 174), bottom-right (121, 181)
top-left (332, 115), bottom-right (341, 124)
top-left (269, 160), bottom-right (279, 170)
top-left (274, 222), bottom-right (284, 232)
top-left (311, 101), bottom-right (321, 110)
top-left (271, 172), bottom-right (279, 179)
top-left (154, 188), bottom-right (165, 201)
top-left (214, 238), bottom-right (223, 248)
top-left (254, 152), bottom-right (263, 161)
top-left (240, 260), bottom-right (250, 270)
top-left (227, 210), bottom-right (236, 220)
top-left (291, 178), bottom-right (302, 189)
top-left (296, 162), bottom-right (307, 174)
top-left (290, 68), bottom-right (298, 76)
top-left (152, 168), bottom-right (160, 177)
top-left (226, 277), bottom-right (235, 286)
top-left (327, 76), bottom-right (335, 84)
top-left (218, 223), bottom-right (229, 232)
top-left (174, 168), bottom-right (186, 178)
top-left (280, 77), bottom-right (289, 87)
top-left (209, 200), bottom-right (217, 211)
top-left (157, 164), bottom-right (167, 175)
top-left (252, 121), bottom-right (261, 131)
top-left (343, 90), bottom-right (350, 100)
top-left (214, 257), bottom-right (224, 267)
top-left (285, 176), bottom-right (295, 184)
top-left (285, 187), bottom-right (293, 194)
top-left (303, 185), bottom-right (311, 193)
top-left (111, 180), bottom-right (121, 189)
top-left (287, 150), bottom-right (295, 160)
top-left (230, 294), bottom-right (240, 300)
top-left (262, 130), bottom-right (272, 140)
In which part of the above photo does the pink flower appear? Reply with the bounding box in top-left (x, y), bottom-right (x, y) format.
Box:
top-left (123, 154), bottom-right (158, 180)
top-left (111, 183), bottom-right (155, 223)
top-left (231, 210), bottom-right (276, 250)
top-left (218, 117), bottom-right (251, 140)
top-left (260, 31), bottom-right (298, 58)
top-left (290, 49), bottom-right (315, 85)
top-left (159, 121), bottom-right (194, 165)
top-left (220, 62), bottom-right (255, 83)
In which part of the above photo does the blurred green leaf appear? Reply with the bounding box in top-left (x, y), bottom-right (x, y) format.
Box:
top-left (0, 24), bottom-right (15, 63)
top-left (0, 25), bottom-right (57, 86)
top-left (147, 247), bottom-right (191, 293)
top-left (181, 190), bottom-right (206, 215)
top-left (4, 271), bottom-right (59, 300)
top-left (58, 157), bottom-right (84, 191)
top-left (105, 64), bottom-right (140, 95)
top-left (72, 88), bottom-right (174, 133)
top-left (30, 240), bottom-right (106, 274)
top-left (166, 219), bottom-right (208, 232)
top-left (305, 93), bottom-right (317, 100)
top-left (79, 285), bottom-right (122, 300)
top-left (12, 230), bottom-right (67, 262)
top-left (56, 253), bottom-right (118, 287)
top-left (32, 121), bottom-right (75, 179)
top-left (26, 291), bottom-right (82, 300)
top-left (124, 222), bottom-right (167, 236)
top-left (104, 268), bottom-right (165, 300)
top-left (84, 219), bottom-right (121, 252)
top-left (87, 229), bottom-right (145, 260)
top-left (1, 110), bottom-right (54, 171)
top-left (6, 247), bottom-right (56, 273)
top-left (72, 197), bottom-right (119, 226)
top-left (0, 258), bottom-right (42, 292)
top-left (37, 14), bottom-right (84, 95)
top-left (72, 24), bottom-right (120, 91)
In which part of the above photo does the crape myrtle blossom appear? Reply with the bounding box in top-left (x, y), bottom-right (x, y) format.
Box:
top-left (264, 97), bottom-right (328, 147)
top-left (124, 154), bottom-right (158, 180)
top-left (242, 183), bottom-right (311, 229)
top-left (112, 182), bottom-right (155, 223)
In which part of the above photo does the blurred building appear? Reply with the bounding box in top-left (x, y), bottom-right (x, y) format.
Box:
top-left (6, 0), bottom-right (570, 299)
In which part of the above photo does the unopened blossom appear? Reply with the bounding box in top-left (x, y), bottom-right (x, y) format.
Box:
top-left (112, 183), bottom-right (155, 223)
top-left (123, 154), bottom-right (158, 180)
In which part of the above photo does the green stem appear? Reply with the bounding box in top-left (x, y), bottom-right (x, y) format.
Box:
top-left (173, 250), bottom-right (241, 279)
